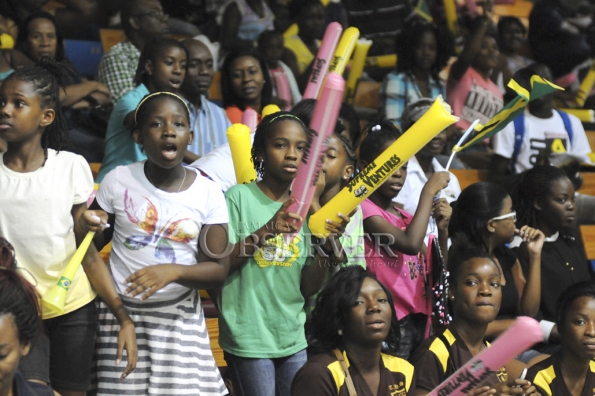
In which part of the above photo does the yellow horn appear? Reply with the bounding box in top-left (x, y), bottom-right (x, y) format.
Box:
top-left (42, 231), bottom-right (95, 314)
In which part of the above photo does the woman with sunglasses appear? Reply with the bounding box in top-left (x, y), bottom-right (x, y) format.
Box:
top-left (512, 166), bottom-right (595, 349)
top-left (449, 182), bottom-right (544, 342)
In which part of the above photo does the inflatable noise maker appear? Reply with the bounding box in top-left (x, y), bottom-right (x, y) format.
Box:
top-left (444, 74), bottom-right (564, 170)
top-left (428, 317), bottom-right (543, 396)
top-left (241, 108), bottom-right (258, 133)
top-left (303, 22), bottom-right (343, 100)
top-left (329, 27), bottom-right (360, 76)
top-left (227, 123), bottom-right (257, 185)
top-left (285, 72), bottom-right (346, 243)
top-left (262, 104), bottom-right (281, 118)
top-left (345, 39), bottom-right (372, 105)
top-left (309, 95), bottom-right (458, 238)
top-left (273, 71), bottom-right (292, 111)
top-left (575, 59), bottom-right (595, 107)
top-left (42, 231), bottom-right (96, 314)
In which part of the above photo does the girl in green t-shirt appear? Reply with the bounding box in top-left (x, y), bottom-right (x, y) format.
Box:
top-left (220, 111), bottom-right (351, 396)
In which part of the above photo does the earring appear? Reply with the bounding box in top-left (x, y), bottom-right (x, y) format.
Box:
top-left (450, 296), bottom-right (454, 300)
top-left (338, 329), bottom-right (343, 335)
top-left (490, 228), bottom-right (495, 232)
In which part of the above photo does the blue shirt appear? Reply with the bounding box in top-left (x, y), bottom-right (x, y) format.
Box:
top-left (379, 71), bottom-right (446, 128)
top-left (187, 96), bottom-right (232, 157)
top-left (96, 84), bottom-right (149, 183)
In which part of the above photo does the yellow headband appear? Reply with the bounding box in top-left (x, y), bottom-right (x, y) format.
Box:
top-left (134, 92), bottom-right (191, 126)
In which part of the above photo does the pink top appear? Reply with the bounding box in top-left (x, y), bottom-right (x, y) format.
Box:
top-left (361, 198), bottom-right (430, 321)
top-left (447, 67), bottom-right (503, 130)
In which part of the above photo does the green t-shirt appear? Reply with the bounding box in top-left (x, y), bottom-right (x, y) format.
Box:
top-left (219, 182), bottom-right (311, 358)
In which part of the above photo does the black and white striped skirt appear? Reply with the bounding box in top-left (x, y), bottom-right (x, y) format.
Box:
top-left (89, 290), bottom-right (227, 395)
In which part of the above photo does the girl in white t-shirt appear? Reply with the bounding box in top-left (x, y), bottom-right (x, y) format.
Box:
top-left (0, 59), bottom-right (137, 395)
top-left (83, 92), bottom-right (229, 395)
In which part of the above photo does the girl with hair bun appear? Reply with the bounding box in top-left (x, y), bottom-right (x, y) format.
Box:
top-left (359, 118), bottom-right (451, 358)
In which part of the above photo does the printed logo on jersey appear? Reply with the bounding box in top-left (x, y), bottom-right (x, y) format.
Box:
top-left (389, 382), bottom-right (407, 396)
top-left (254, 234), bottom-right (301, 268)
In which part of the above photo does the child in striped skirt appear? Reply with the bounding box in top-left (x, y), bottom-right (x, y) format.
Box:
top-left (83, 92), bottom-right (230, 395)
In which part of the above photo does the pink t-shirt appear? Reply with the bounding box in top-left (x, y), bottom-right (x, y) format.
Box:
top-left (361, 199), bottom-right (431, 321)
top-left (447, 67), bottom-right (503, 130)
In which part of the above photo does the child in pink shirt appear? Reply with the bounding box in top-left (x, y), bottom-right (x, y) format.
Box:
top-left (359, 119), bottom-right (451, 358)
top-left (447, 16), bottom-right (503, 132)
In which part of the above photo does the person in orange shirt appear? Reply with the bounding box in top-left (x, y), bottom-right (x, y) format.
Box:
top-left (221, 48), bottom-right (272, 124)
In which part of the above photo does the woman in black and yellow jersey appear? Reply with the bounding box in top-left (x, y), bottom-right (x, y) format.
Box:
top-left (291, 266), bottom-right (415, 396)
top-left (410, 239), bottom-right (537, 396)
top-left (526, 281), bottom-right (595, 396)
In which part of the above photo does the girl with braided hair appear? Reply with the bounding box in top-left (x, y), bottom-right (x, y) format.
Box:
top-left (219, 111), bottom-right (352, 396)
top-left (0, 59), bottom-right (137, 396)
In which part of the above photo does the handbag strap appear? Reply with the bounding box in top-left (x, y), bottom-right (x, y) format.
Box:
top-left (333, 349), bottom-right (357, 396)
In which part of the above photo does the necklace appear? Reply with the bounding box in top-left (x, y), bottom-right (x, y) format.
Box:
top-left (145, 164), bottom-right (187, 193)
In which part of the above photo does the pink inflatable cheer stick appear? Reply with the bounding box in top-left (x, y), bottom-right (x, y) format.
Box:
top-left (241, 108), bottom-right (258, 133)
top-left (273, 71), bottom-right (292, 110)
top-left (428, 317), bottom-right (544, 396)
top-left (285, 72), bottom-right (345, 244)
top-left (303, 22), bottom-right (343, 100)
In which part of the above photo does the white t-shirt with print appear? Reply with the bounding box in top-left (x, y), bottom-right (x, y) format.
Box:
top-left (493, 109), bottom-right (592, 174)
top-left (393, 156), bottom-right (461, 245)
top-left (0, 149), bottom-right (95, 319)
top-left (96, 162), bottom-right (229, 300)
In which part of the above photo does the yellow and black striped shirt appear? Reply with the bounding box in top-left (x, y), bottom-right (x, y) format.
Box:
top-left (291, 349), bottom-right (415, 396)
top-left (527, 353), bottom-right (595, 396)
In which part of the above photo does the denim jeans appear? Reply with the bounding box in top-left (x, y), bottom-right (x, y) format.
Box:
top-left (225, 349), bottom-right (307, 396)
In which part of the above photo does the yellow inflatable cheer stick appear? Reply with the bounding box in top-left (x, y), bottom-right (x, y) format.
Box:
top-left (262, 104), bottom-right (281, 118)
top-left (345, 39), bottom-right (372, 104)
top-left (575, 59), bottom-right (595, 107)
top-left (559, 108), bottom-right (595, 123)
top-left (309, 96), bottom-right (458, 238)
top-left (227, 123), bottom-right (256, 185)
top-left (42, 231), bottom-right (96, 314)
top-left (443, 0), bottom-right (460, 41)
top-left (329, 27), bottom-right (360, 76)
top-left (366, 54), bottom-right (397, 68)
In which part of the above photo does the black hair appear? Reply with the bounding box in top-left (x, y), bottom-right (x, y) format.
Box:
top-left (395, 19), bottom-right (453, 81)
top-left (339, 102), bottom-right (361, 147)
top-left (357, 118), bottom-right (402, 164)
top-left (133, 92), bottom-right (190, 130)
top-left (291, 98), bottom-right (346, 136)
top-left (251, 111), bottom-right (307, 178)
top-left (4, 58), bottom-right (73, 151)
top-left (513, 165), bottom-right (570, 229)
top-left (449, 182), bottom-right (509, 252)
top-left (447, 234), bottom-right (500, 289)
top-left (0, 237), bottom-right (42, 345)
top-left (121, 0), bottom-right (151, 32)
top-left (335, 132), bottom-right (356, 165)
top-left (310, 266), bottom-right (401, 354)
top-left (17, 11), bottom-right (65, 62)
top-left (221, 48), bottom-right (272, 112)
top-left (556, 281), bottom-right (595, 334)
top-left (400, 98), bottom-right (434, 132)
top-left (289, 0), bottom-right (324, 22)
top-left (133, 37), bottom-right (188, 86)
top-left (497, 16), bottom-right (526, 38)
top-left (257, 29), bottom-right (283, 49)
